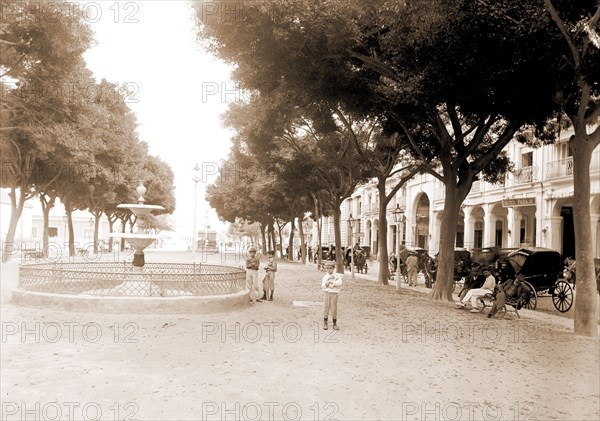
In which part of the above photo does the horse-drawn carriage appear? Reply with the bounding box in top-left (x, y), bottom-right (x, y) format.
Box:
top-left (425, 249), bottom-right (472, 289)
top-left (344, 247), bottom-right (368, 274)
top-left (397, 248), bottom-right (435, 287)
top-left (494, 247), bottom-right (574, 312)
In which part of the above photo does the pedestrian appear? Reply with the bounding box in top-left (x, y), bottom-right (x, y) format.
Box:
top-left (389, 252), bottom-right (397, 271)
top-left (308, 246), bottom-right (313, 263)
top-left (406, 251), bottom-right (419, 286)
top-left (262, 250), bottom-right (277, 301)
top-left (322, 260), bottom-right (343, 330)
top-left (245, 247), bottom-right (263, 303)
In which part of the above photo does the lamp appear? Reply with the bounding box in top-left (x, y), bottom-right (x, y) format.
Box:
top-left (392, 204), bottom-right (405, 290)
top-left (347, 214), bottom-right (355, 279)
top-left (192, 164), bottom-right (201, 258)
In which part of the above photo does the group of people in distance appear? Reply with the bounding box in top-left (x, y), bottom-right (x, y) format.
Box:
top-left (245, 247), bottom-right (277, 303)
top-left (455, 264), bottom-right (527, 318)
top-left (245, 247), bottom-right (343, 331)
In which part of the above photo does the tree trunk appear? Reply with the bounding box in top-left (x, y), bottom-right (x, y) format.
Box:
top-left (571, 130), bottom-right (599, 337)
top-left (93, 214), bottom-right (100, 254)
top-left (39, 194), bottom-right (57, 258)
top-left (332, 203), bottom-right (344, 273)
top-left (260, 223), bottom-right (267, 254)
top-left (298, 216), bottom-right (307, 264)
top-left (107, 217), bottom-right (115, 252)
top-left (377, 180), bottom-right (390, 285)
top-left (1, 187), bottom-right (27, 262)
top-left (41, 203), bottom-right (52, 258)
top-left (430, 185), bottom-right (464, 301)
top-left (120, 217), bottom-right (126, 251)
top-left (66, 210), bottom-right (75, 257)
top-left (288, 218), bottom-right (295, 261)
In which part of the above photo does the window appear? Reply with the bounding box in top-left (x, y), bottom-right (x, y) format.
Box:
top-left (31, 227), bottom-right (38, 238)
top-left (557, 141), bottom-right (572, 160)
top-left (48, 227), bottom-right (58, 237)
top-left (474, 222), bottom-right (483, 248)
top-left (520, 218), bottom-right (526, 244)
top-left (495, 221), bottom-right (503, 247)
top-left (456, 224), bottom-right (464, 248)
top-left (522, 151), bottom-right (533, 167)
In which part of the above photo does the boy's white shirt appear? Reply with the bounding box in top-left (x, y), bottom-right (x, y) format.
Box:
top-left (321, 271), bottom-right (343, 293)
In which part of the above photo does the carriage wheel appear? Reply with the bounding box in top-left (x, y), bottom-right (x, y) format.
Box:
top-left (552, 280), bottom-right (573, 312)
top-left (520, 281), bottom-right (537, 310)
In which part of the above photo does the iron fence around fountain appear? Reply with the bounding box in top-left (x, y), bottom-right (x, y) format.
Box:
top-left (18, 262), bottom-right (247, 297)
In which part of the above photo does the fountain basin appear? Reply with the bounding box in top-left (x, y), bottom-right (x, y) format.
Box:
top-left (116, 203), bottom-right (164, 216)
top-left (13, 262), bottom-right (250, 313)
top-left (109, 233), bottom-right (162, 251)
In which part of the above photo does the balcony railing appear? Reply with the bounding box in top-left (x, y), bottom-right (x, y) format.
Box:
top-left (511, 166), bottom-right (536, 184)
top-left (546, 157), bottom-right (573, 179)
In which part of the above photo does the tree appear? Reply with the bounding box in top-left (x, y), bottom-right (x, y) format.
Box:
top-left (541, 0), bottom-right (600, 337)
top-left (223, 93), bottom-right (374, 271)
top-left (1, 1), bottom-right (93, 261)
top-left (196, 0), bottom-right (562, 298)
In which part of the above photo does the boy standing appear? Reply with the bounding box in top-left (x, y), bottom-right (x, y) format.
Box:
top-left (322, 261), bottom-right (343, 330)
top-left (245, 247), bottom-right (262, 303)
top-left (262, 250), bottom-right (277, 301)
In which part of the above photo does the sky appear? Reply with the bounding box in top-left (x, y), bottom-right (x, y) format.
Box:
top-left (80, 1), bottom-right (235, 240)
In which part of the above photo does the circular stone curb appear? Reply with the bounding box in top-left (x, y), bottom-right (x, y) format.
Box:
top-left (11, 288), bottom-right (250, 314)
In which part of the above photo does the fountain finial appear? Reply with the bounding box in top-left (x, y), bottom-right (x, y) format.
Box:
top-left (136, 181), bottom-right (147, 204)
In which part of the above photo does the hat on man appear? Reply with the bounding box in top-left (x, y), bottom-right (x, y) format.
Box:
top-left (483, 265), bottom-right (494, 272)
top-left (267, 250), bottom-right (275, 255)
top-left (324, 260), bottom-right (335, 268)
top-left (249, 247), bottom-right (257, 253)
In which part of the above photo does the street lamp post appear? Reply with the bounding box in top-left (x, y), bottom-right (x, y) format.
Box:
top-left (205, 210), bottom-right (209, 251)
top-left (192, 164), bottom-right (201, 258)
top-left (393, 204), bottom-right (405, 291)
top-left (347, 214), bottom-right (355, 279)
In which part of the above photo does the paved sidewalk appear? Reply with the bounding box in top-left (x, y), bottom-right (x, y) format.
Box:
top-left (1, 252), bottom-right (598, 420)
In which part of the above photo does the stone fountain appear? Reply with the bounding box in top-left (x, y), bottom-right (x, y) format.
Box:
top-left (13, 181), bottom-right (249, 313)
top-left (110, 182), bottom-right (164, 269)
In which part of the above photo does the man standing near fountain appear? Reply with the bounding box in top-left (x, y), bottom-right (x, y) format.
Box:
top-left (245, 247), bottom-right (263, 303)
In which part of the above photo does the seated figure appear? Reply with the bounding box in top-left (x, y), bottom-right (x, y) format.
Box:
top-left (502, 274), bottom-right (527, 304)
top-left (456, 266), bottom-right (496, 312)
top-left (458, 265), bottom-right (484, 300)
top-left (488, 273), bottom-right (528, 318)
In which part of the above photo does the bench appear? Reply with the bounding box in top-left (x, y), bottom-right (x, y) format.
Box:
top-left (479, 292), bottom-right (521, 318)
top-left (21, 249), bottom-right (44, 259)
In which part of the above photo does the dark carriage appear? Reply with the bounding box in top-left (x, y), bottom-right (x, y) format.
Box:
top-left (496, 247), bottom-right (574, 312)
top-left (426, 249), bottom-right (473, 288)
top-left (470, 247), bottom-right (518, 267)
top-left (344, 247), bottom-right (368, 274)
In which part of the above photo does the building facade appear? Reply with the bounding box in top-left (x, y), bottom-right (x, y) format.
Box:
top-left (321, 128), bottom-right (600, 261)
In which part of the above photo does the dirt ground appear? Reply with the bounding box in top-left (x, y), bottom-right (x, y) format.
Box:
top-left (1, 250), bottom-right (598, 420)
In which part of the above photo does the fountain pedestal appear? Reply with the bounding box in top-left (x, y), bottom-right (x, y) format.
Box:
top-left (109, 182), bottom-right (165, 270)
top-left (133, 252), bottom-right (145, 268)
